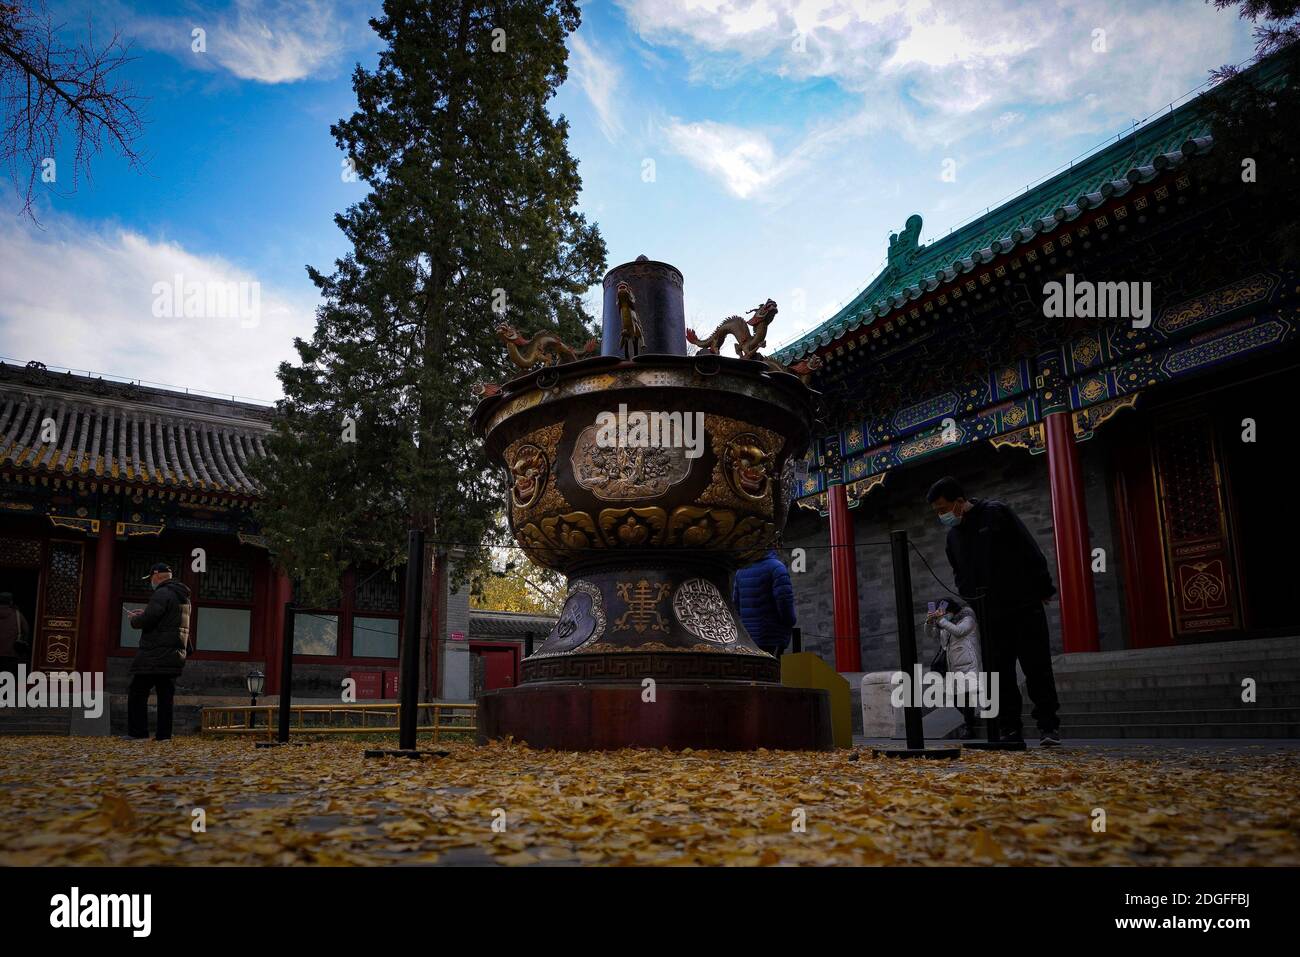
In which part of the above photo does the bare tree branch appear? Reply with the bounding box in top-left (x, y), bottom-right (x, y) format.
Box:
top-left (0, 0), bottom-right (145, 222)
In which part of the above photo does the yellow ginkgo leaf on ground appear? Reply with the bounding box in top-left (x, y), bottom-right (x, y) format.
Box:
top-left (1, 736), bottom-right (1297, 867)
top-left (970, 828), bottom-right (1005, 861)
top-left (97, 794), bottom-right (137, 831)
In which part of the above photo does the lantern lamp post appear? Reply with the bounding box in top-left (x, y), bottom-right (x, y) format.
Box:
top-left (246, 669), bottom-right (265, 730)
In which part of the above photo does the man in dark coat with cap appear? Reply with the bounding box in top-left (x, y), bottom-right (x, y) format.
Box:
top-left (125, 563), bottom-right (192, 740)
top-left (927, 476), bottom-right (1061, 747)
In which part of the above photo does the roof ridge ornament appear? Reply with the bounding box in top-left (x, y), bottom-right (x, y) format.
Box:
top-left (887, 214), bottom-right (923, 271)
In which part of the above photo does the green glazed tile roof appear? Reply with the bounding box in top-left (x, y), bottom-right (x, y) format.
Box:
top-left (775, 54), bottom-right (1287, 363)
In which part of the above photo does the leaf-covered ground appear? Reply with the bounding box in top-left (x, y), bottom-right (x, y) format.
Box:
top-left (1, 737), bottom-right (1297, 866)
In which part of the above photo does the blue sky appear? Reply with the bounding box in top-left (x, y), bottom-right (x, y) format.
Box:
top-left (0, 0), bottom-right (1258, 401)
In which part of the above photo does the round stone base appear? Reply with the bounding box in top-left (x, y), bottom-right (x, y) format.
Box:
top-left (477, 681), bottom-right (833, 751)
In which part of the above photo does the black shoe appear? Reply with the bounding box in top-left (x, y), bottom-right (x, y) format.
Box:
top-left (998, 728), bottom-right (1024, 743)
top-left (1039, 729), bottom-right (1061, 747)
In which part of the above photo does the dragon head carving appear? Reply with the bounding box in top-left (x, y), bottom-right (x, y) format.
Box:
top-left (725, 437), bottom-right (773, 500)
top-left (496, 322), bottom-right (524, 344)
top-left (509, 444), bottom-right (548, 509)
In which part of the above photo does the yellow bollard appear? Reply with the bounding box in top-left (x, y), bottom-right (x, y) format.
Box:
top-left (781, 652), bottom-right (852, 748)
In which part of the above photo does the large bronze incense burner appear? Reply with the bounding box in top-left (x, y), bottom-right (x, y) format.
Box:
top-left (472, 256), bottom-right (832, 750)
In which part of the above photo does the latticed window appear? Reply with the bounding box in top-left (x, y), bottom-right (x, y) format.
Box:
top-left (0, 536), bottom-right (41, 566)
top-left (355, 569), bottom-right (401, 614)
top-left (291, 575), bottom-right (341, 657)
top-left (281, 567), bottom-right (403, 659)
top-left (294, 613), bottom-right (339, 656)
top-left (120, 549), bottom-right (257, 653)
top-left (201, 557), bottom-right (254, 602)
top-left (195, 555), bottom-right (255, 653)
top-left (352, 566), bottom-right (402, 659)
top-left (121, 552), bottom-right (182, 599)
top-left (1156, 420), bottom-right (1223, 543)
top-left (45, 543), bottom-right (84, 619)
top-left (119, 551), bottom-right (181, 648)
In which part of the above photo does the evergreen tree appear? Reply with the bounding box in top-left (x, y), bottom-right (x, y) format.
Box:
top-left (1204, 14), bottom-right (1300, 263)
top-left (253, 0), bottom-right (605, 607)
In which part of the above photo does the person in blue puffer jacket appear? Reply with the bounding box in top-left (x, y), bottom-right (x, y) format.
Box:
top-left (731, 547), bottom-right (797, 656)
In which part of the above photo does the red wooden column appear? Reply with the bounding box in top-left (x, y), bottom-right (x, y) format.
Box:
top-left (827, 483), bottom-right (862, 672)
top-left (266, 568), bottom-right (293, 693)
top-left (1044, 411), bottom-right (1100, 653)
top-left (84, 520), bottom-right (117, 676)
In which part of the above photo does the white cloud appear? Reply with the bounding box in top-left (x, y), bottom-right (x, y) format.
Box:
top-left (212, 0), bottom-right (348, 83)
top-left (0, 216), bottom-right (317, 400)
top-left (570, 32), bottom-right (625, 142)
top-left (662, 120), bottom-right (781, 198)
top-left (991, 111), bottom-right (1023, 133)
top-left (661, 110), bottom-right (877, 199)
top-left (620, 0), bottom-right (1248, 145)
top-left (134, 0), bottom-right (357, 84)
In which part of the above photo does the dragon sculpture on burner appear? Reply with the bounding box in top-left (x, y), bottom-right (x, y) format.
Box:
top-left (686, 298), bottom-right (777, 359)
top-left (686, 298), bottom-right (821, 383)
top-left (496, 323), bottom-right (598, 370)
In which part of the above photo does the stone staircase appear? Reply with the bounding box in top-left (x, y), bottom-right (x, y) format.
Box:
top-left (0, 695), bottom-right (209, 737)
top-left (0, 706), bottom-right (80, 735)
top-left (1020, 636), bottom-right (1300, 738)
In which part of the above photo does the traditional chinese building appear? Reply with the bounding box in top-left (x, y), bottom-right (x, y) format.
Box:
top-left (777, 52), bottom-right (1297, 733)
top-left (0, 363), bottom-right (531, 732)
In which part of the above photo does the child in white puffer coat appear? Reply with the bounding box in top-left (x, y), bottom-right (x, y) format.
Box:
top-left (925, 599), bottom-right (983, 738)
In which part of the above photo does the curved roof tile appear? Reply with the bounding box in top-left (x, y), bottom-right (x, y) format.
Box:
top-left (0, 383), bottom-right (268, 496)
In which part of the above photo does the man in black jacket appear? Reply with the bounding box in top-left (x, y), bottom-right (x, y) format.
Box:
top-left (927, 476), bottom-right (1061, 746)
top-left (126, 563), bottom-right (191, 741)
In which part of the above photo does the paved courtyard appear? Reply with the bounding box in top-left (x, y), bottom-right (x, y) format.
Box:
top-left (1, 736), bottom-right (1297, 866)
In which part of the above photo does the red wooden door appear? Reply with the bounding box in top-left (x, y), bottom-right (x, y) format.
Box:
top-left (473, 647), bottom-right (517, 691)
top-left (482, 646), bottom-right (517, 690)
top-left (1112, 422), bottom-right (1174, 648)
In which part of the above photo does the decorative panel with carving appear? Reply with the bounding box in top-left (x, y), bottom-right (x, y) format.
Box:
top-left (1153, 416), bottom-right (1242, 635)
top-left (35, 540), bottom-right (83, 671)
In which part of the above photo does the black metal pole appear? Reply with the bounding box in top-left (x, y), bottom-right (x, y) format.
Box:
top-left (277, 601), bottom-right (295, 743)
top-left (791, 626), bottom-right (802, 654)
top-left (890, 529), bottom-right (925, 750)
top-left (524, 630), bottom-right (534, 659)
top-left (975, 591), bottom-right (1000, 741)
top-left (398, 528), bottom-right (425, 752)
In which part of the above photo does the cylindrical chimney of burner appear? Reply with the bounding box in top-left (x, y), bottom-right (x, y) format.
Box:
top-left (601, 255), bottom-right (688, 357)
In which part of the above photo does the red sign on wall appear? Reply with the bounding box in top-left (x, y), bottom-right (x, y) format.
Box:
top-left (383, 671), bottom-right (400, 699)
top-left (350, 671), bottom-right (382, 700)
